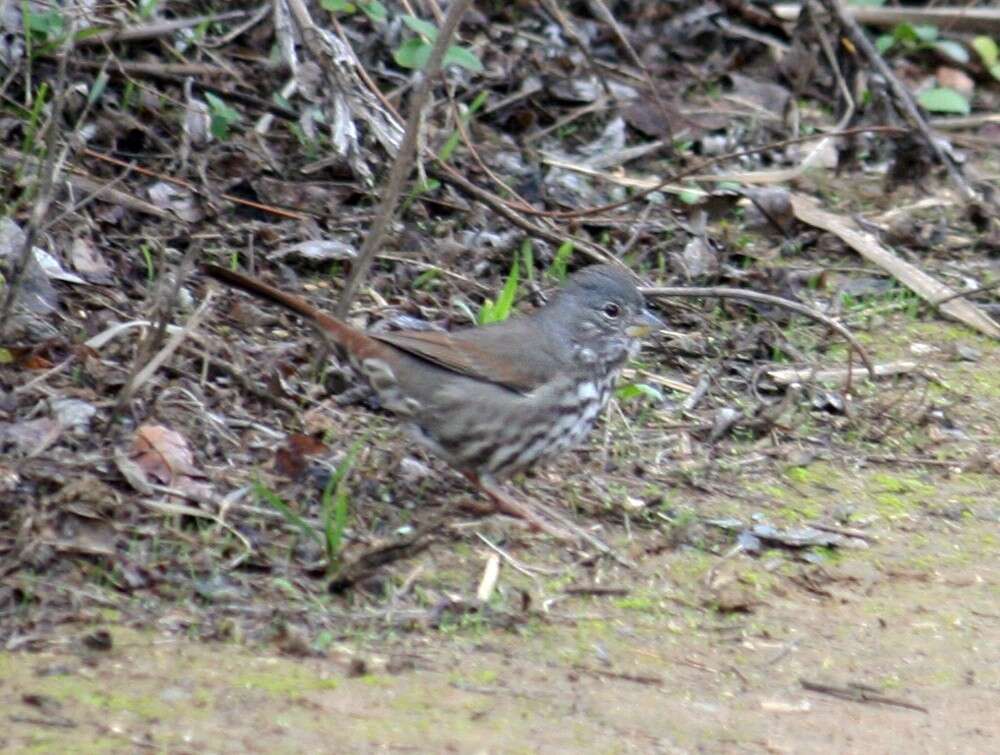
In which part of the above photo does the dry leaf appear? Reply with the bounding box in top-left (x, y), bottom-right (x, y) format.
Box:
top-left (127, 424), bottom-right (210, 498)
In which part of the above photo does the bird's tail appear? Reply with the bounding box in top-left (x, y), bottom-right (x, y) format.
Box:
top-left (201, 264), bottom-right (380, 357)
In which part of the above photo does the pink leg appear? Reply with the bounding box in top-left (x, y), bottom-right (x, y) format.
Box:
top-left (462, 473), bottom-right (572, 540)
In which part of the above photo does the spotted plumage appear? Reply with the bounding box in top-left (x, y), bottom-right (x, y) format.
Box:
top-left (202, 262), bottom-right (663, 535)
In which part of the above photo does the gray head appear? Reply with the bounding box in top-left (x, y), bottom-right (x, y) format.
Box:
top-left (544, 264), bottom-right (664, 366)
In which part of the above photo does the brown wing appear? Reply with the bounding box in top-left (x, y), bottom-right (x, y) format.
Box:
top-left (372, 320), bottom-right (560, 394)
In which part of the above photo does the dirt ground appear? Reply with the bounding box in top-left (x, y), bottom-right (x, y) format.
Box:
top-left (3, 330), bottom-right (998, 754)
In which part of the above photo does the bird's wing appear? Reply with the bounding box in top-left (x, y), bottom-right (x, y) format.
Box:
top-left (372, 321), bottom-right (560, 394)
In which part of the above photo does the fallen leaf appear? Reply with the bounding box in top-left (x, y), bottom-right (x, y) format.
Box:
top-left (127, 424), bottom-right (211, 498)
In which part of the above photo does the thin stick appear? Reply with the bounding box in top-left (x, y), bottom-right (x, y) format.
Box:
top-left (817, 0), bottom-right (976, 201)
top-left (335, 0), bottom-right (473, 317)
top-left (641, 285), bottom-right (876, 378)
top-left (0, 20), bottom-right (75, 339)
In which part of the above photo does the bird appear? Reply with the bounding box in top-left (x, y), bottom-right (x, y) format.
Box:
top-left (201, 262), bottom-right (663, 538)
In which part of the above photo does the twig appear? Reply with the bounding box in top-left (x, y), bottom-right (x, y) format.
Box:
top-left (586, 0), bottom-right (674, 147)
top-left (80, 147), bottom-right (308, 220)
top-left (475, 532), bottom-right (559, 577)
top-left (539, 0), bottom-right (614, 100)
top-left (808, 522), bottom-right (878, 542)
top-left (816, 0), bottom-right (976, 202)
top-left (122, 293), bottom-right (214, 401)
top-left (430, 163), bottom-right (615, 265)
top-left (775, 5), bottom-right (1000, 35)
top-left (640, 285), bottom-right (876, 378)
top-left (800, 678), bottom-right (929, 713)
top-left (790, 193), bottom-right (1000, 339)
top-left (933, 280), bottom-right (1000, 306)
top-left (335, 0), bottom-right (474, 317)
top-left (77, 11), bottom-right (251, 46)
top-left (0, 22), bottom-right (75, 340)
top-left (521, 126), bottom-right (904, 220)
top-left (767, 360), bottom-right (916, 386)
top-left (110, 240), bottom-right (203, 420)
top-left (572, 665), bottom-right (663, 686)
top-left (0, 147), bottom-right (171, 220)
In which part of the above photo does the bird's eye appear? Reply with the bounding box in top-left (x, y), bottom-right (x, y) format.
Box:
top-left (602, 302), bottom-right (621, 319)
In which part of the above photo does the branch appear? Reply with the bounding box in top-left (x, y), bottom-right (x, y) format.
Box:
top-left (640, 285), bottom-right (876, 379)
top-left (335, 0), bottom-right (473, 317)
top-left (0, 20), bottom-right (75, 339)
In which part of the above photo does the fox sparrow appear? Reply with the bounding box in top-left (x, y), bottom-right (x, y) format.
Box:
top-left (202, 263), bottom-right (663, 537)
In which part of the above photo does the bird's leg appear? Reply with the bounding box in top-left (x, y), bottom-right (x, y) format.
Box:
top-left (463, 473), bottom-right (572, 540)
top-left (469, 474), bottom-right (628, 562)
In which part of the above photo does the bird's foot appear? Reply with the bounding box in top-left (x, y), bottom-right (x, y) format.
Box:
top-left (456, 473), bottom-right (570, 540)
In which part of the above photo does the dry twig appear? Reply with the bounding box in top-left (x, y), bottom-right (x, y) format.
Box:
top-left (641, 285), bottom-right (877, 378)
top-left (334, 0), bottom-right (472, 316)
top-left (0, 24), bottom-right (75, 339)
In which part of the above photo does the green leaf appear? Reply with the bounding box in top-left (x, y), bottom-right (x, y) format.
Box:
top-left (204, 92), bottom-right (241, 140)
top-left (443, 44), bottom-right (483, 73)
top-left (401, 14), bottom-right (438, 39)
top-left (321, 0), bottom-right (356, 12)
top-left (468, 90), bottom-right (490, 113)
top-left (479, 259), bottom-right (519, 325)
top-left (932, 40), bottom-right (968, 64)
top-left (412, 268), bottom-right (440, 289)
top-left (393, 37), bottom-right (431, 69)
top-left (438, 91), bottom-right (489, 162)
top-left (616, 382), bottom-right (664, 402)
top-left (87, 71), bottom-right (109, 106)
top-left (913, 25), bottom-right (938, 43)
top-left (875, 34), bottom-right (895, 54)
top-left (26, 9), bottom-right (64, 38)
top-left (358, 0), bottom-right (386, 22)
top-left (254, 478), bottom-right (321, 545)
top-left (917, 86), bottom-right (970, 115)
top-left (678, 187), bottom-right (703, 205)
top-left (890, 23), bottom-right (919, 45)
top-left (320, 440), bottom-right (361, 566)
top-left (972, 36), bottom-right (998, 67)
top-left (520, 238), bottom-right (534, 282)
top-left (139, 0), bottom-right (160, 19)
top-left (400, 177), bottom-right (439, 213)
top-left (73, 25), bottom-right (108, 42)
top-left (478, 297), bottom-right (496, 323)
top-left (549, 240), bottom-right (573, 281)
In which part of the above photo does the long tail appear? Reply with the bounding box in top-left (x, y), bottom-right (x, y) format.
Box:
top-left (201, 264), bottom-right (381, 357)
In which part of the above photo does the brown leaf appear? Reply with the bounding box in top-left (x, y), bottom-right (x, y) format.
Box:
top-left (936, 66), bottom-right (974, 96)
top-left (275, 433), bottom-right (328, 479)
top-left (127, 425), bottom-right (210, 499)
top-left (70, 236), bottom-right (114, 283)
top-left (131, 425), bottom-right (198, 485)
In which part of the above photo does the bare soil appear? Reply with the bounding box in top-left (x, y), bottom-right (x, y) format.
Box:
top-left (3, 329), bottom-right (998, 754)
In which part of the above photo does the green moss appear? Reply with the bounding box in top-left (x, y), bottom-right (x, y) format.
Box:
top-left (449, 668), bottom-right (498, 686)
top-left (614, 595), bottom-right (659, 612)
top-left (870, 473), bottom-right (933, 496)
top-left (774, 500), bottom-right (824, 523)
top-left (234, 669), bottom-right (339, 695)
top-left (875, 493), bottom-right (911, 516)
top-left (20, 735), bottom-right (122, 754)
top-left (784, 466), bottom-right (812, 484)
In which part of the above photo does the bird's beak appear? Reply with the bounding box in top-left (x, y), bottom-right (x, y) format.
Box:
top-left (626, 308), bottom-right (665, 338)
